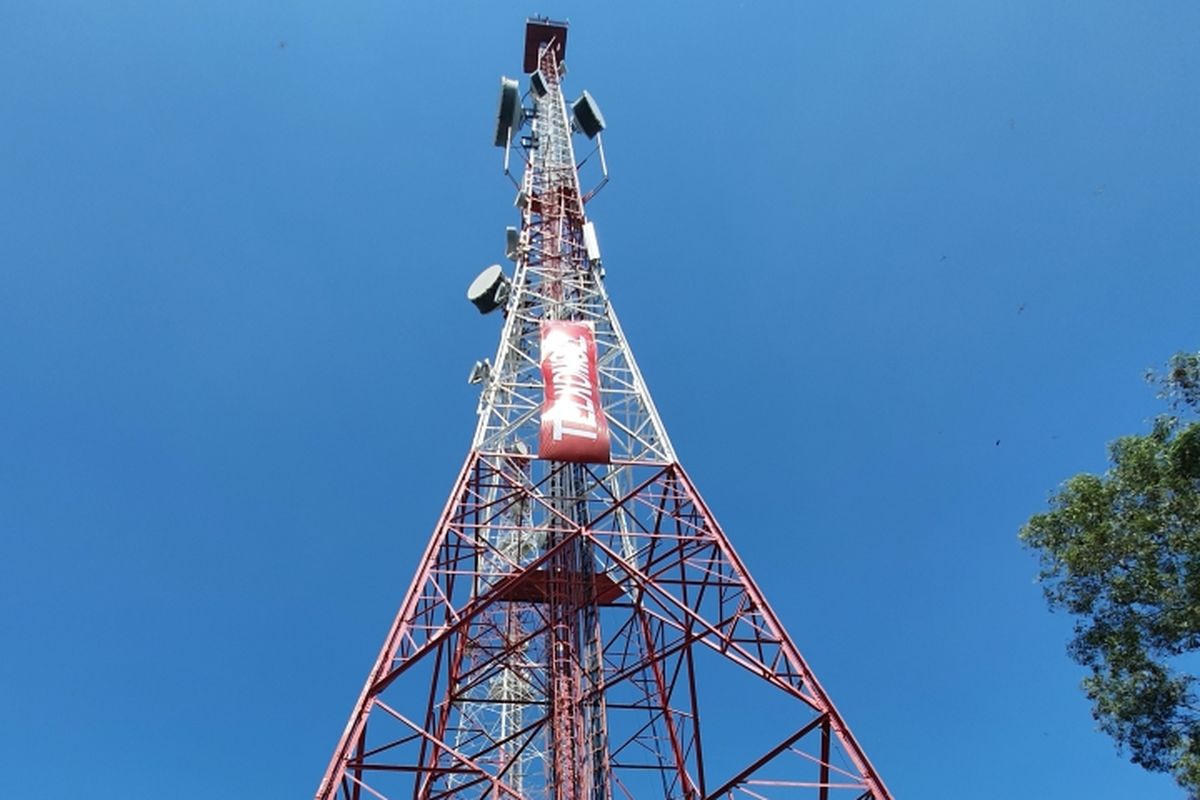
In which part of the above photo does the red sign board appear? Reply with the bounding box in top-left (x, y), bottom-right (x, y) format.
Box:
top-left (538, 320), bottom-right (610, 463)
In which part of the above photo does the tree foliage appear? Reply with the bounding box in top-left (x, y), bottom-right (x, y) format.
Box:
top-left (1020, 351), bottom-right (1200, 793)
top-left (1153, 351), bottom-right (1200, 415)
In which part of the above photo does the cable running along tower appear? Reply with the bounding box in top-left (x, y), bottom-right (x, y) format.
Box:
top-left (316, 20), bottom-right (893, 800)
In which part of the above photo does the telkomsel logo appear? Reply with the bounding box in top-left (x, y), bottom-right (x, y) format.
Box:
top-left (538, 320), bottom-right (610, 463)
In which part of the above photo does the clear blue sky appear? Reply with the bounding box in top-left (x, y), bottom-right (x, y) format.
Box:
top-left (2, 1), bottom-right (1198, 797)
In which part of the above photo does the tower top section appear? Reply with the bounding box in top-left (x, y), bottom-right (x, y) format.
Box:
top-left (474, 15), bottom-right (667, 463)
top-left (523, 17), bottom-right (568, 73)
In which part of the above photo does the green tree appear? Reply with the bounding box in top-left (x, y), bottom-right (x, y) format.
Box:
top-left (1020, 351), bottom-right (1200, 794)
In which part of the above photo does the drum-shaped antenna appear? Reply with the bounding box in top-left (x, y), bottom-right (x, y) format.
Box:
top-left (466, 264), bottom-right (511, 314)
top-left (530, 69), bottom-right (548, 100)
top-left (571, 90), bottom-right (606, 139)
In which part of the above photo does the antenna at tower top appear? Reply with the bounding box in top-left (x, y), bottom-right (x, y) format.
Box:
top-left (523, 17), bottom-right (568, 73)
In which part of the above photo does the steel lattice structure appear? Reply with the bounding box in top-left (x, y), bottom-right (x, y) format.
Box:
top-left (316, 20), bottom-right (893, 800)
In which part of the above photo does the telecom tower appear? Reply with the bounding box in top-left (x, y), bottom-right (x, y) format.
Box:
top-left (316, 19), bottom-right (892, 800)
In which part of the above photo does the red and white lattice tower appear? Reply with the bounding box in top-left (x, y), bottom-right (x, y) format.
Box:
top-left (316, 19), bottom-right (893, 800)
